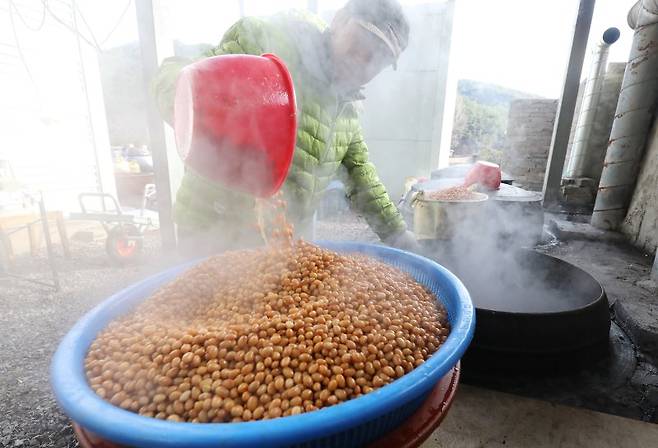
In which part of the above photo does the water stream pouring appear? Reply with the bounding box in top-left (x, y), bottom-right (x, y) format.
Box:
top-left (173, 54), bottom-right (297, 197)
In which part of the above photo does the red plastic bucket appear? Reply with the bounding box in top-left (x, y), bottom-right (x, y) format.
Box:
top-left (174, 54), bottom-right (297, 198)
top-left (73, 364), bottom-right (460, 448)
top-left (464, 161), bottom-right (501, 191)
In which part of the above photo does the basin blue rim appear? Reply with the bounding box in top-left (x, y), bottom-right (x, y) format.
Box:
top-left (50, 242), bottom-right (475, 448)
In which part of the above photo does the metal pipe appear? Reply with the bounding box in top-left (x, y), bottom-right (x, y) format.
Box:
top-left (542, 0), bottom-right (596, 206)
top-left (565, 27), bottom-right (620, 178)
top-left (591, 0), bottom-right (658, 229)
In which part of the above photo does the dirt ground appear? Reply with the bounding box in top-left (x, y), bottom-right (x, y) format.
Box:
top-left (0, 232), bottom-right (164, 447)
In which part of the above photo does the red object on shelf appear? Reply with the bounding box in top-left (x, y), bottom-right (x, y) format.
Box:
top-left (174, 53), bottom-right (297, 198)
top-left (72, 364), bottom-right (460, 448)
top-left (464, 161), bottom-right (502, 190)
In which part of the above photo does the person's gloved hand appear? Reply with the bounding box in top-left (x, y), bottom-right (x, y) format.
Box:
top-left (384, 230), bottom-right (421, 253)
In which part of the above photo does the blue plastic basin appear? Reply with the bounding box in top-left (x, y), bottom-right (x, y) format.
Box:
top-left (51, 242), bottom-right (474, 448)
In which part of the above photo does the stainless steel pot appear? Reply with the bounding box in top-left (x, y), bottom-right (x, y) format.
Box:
top-left (412, 191), bottom-right (488, 240)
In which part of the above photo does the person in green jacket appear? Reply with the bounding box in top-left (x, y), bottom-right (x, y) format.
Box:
top-left (154, 0), bottom-right (418, 254)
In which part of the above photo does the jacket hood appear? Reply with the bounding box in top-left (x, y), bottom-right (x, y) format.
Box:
top-left (284, 12), bottom-right (365, 102)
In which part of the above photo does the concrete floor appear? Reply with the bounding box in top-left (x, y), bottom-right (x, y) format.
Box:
top-left (423, 385), bottom-right (658, 448)
top-left (545, 217), bottom-right (658, 360)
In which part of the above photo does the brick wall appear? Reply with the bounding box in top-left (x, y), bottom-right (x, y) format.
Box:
top-left (502, 99), bottom-right (558, 191)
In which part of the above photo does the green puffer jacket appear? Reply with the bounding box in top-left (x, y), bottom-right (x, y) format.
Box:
top-left (154, 10), bottom-right (406, 241)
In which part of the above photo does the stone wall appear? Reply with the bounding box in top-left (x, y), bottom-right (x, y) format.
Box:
top-left (502, 99), bottom-right (558, 191)
top-left (621, 116), bottom-right (658, 253)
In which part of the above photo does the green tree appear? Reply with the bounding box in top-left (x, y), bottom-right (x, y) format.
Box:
top-left (451, 95), bottom-right (507, 156)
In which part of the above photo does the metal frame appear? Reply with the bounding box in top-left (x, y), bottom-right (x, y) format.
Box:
top-left (70, 192), bottom-right (151, 228)
top-left (542, 0), bottom-right (596, 207)
top-left (67, 189), bottom-right (154, 258)
top-left (135, 0), bottom-right (177, 251)
top-left (0, 192), bottom-right (60, 291)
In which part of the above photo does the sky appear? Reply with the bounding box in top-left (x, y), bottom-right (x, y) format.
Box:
top-left (80, 0), bottom-right (637, 98)
top-left (450, 0), bottom-right (636, 97)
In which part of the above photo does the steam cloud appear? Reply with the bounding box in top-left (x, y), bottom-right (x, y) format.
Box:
top-left (419, 194), bottom-right (597, 313)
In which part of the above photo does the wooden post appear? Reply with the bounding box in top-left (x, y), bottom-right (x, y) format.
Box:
top-left (0, 225), bottom-right (14, 270)
top-left (135, 0), bottom-right (177, 251)
top-left (55, 212), bottom-right (70, 258)
top-left (38, 193), bottom-right (60, 291)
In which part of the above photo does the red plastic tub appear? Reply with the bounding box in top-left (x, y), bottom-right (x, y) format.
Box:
top-left (174, 53), bottom-right (297, 198)
top-left (464, 161), bottom-right (501, 191)
top-left (73, 364), bottom-right (460, 448)
top-left (52, 242), bottom-right (474, 448)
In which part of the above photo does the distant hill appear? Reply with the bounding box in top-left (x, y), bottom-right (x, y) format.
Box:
top-left (458, 79), bottom-right (542, 108)
top-left (451, 80), bottom-right (541, 159)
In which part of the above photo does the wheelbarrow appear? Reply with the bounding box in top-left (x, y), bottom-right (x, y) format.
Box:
top-left (69, 185), bottom-right (156, 262)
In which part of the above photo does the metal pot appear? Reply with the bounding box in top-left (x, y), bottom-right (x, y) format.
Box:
top-left (486, 186), bottom-right (544, 247)
top-left (455, 249), bottom-right (611, 372)
top-left (412, 191), bottom-right (488, 240)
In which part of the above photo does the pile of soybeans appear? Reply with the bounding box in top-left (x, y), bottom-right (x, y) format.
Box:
top-left (427, 185), bottom-right (482, 201)
top-left (85, 241), bottom-right (450, 423)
